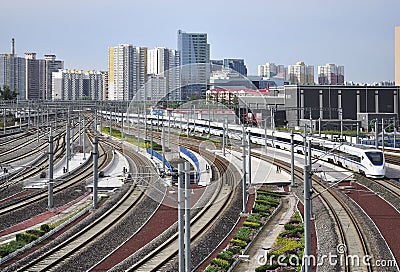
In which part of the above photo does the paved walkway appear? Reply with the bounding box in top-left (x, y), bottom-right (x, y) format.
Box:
top-left (234, 194), bottom-right (298, 271)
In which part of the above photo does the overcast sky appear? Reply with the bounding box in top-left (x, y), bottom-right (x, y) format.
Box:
top-left (1, 0), bottom-right (399, 83)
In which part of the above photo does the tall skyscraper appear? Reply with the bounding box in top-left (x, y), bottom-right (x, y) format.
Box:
top-left (287, 62), bottom-right (314, 85)
top-left (25, 53), bottom-right (40, 100)
top-left (108, 44), bottom-right (147, 101)
top-left (177, 30), bottom-right (210, 100)
top-left (318, 63), bottom-right (344, 85)
top-left (223, 59), bottom-right (247, 76)
top-left (396, 26), bottom-right (400, 86)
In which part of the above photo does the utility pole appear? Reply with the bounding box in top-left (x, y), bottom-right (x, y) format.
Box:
top-left (178, 163), bottom-right (185, 272)
top-left (184, 162), bottom-right (191, 272)
top-left (48, 127), bottom-right (54, 209)
top-left (247, 131), bottom-right (252, 186)
top-left (382, 118), bottom-right (385, 152)
top-left (162, 123), bottom-right (166, 173)
top-left (137, 107), bottom-right (140, 152)
top-left (66, 110), bottom-right (70, 173)
top-left (375, 119), bottom-right (379, 149)
top-left (241, 124), bottom-right (247, 213)
top-left (93, 136), bottom-right (99, 209)
top-left (303, 139), bottom-right (312, 272)
top-left (150, 119), bottom-right (153, 159)
top-left (290, 130), bottom-right (295, 187)
top-left (83, 117), bottom-right (86, 160)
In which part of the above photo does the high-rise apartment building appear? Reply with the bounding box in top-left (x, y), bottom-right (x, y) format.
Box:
top-left (318, 63), bottom-right (344, 85)
top-left (223, 59), bottom-right (247, 76)
top-left (108, 44), bottom-right (147, 101)
top-left (287, 62), bottom-right (314, 85)
top-left (24, 53), bottom-right (64, 100)
top-left (177, 30), bottom-right (210, 100)
top-left (146, 47), bottom-right (180, 101)
top-left (0, 54), bottom-right (25, 99)
top-left (43, 55), bottom-right (64, 99)
top-left (395, 26), bottom-right (400, 86)
top-left (52, 69), bottom-right (103, 100)
top-left (258, 62), bottom-right (286, 78)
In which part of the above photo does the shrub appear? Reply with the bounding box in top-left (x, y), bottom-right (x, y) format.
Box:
top-left (26, 229), bottom-right (45, 237)
top-left (40, 224), bottom-right (51, 233)
top-left (16, 233), bottom-right (38, 244)
top-left (234, 227), bottom-right (251, 242)
top-left (230, 238), bottom-right (247, 248)
top-left (246, 214), bottom-right (261, 223)
top-left (255, 263), bottom-right (280, 272)
top-left (0, 240), bottom-right (25, 257)
top-left (210, 258), bottom-right (231, 270)
top-left (256, 190), bottom-right (282, 198)
top-left (227, 245), bottom-right (242, 254)
top-left (252, 203), bottom-right (270, 213)
top-left (216, 250), bottom-right (234, 263)
top-left (243, 221), bottom-right (261, 229)
top-left (255, 199), bottom-right (279, 207)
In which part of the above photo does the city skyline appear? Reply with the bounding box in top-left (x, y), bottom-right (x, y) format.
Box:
top-left (0, 0), bottom-right (399, 84)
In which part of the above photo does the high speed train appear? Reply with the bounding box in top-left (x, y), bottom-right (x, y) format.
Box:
top-left (99, 110), bottom-right (386, 179)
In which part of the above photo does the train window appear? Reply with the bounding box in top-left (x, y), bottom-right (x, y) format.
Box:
top-left (365, 152), bottom-right (383, 165)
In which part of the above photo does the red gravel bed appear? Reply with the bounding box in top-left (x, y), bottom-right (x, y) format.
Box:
top-left (0, 192), bottom-right (90, 236)
top-left (297, 202), bottom-right (317, 272)
top-left (343, 182), bottom-right (400, 262)
top-left (195, 190), bottom-right (256, 271)
top-left (91, 185), bottom-right (205, 271)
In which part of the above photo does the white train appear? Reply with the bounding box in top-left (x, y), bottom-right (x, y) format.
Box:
top-left (100, 110), bottom-right (386, 179)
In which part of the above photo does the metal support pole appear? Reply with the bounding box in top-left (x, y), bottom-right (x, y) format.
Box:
top-left (168, 115), bottom-right (171, 148)
top-left (303, 140), bottom-right (312, 272)
top-left (178, 163), bottom-right (185, 272)
top-left (242, 125), bottom-right (247, 213)
top-left (375, 119), bottom-right (379, 149)
top-left (222, 119), bottom-right (226, 156)
top-left (394, 127), bottom-right (397, 148)
top-left (150, 120), bottom-right (153, 159)
top-left (83, 118), bottom-right (86, 160)
top-left (48, 127), bottom-right (54, 209)
top-left (109, 109), bottom-right (112, 137)
top-left (66, 122), bottom-right (70, 172)
top-left (264, 119), bottom-right (268, 153)
top-left (247, 131), bottom-right (252, 186)
top-left (93, 136), bottom-right (99, 209)
top-left (78, 112), bottom-right (81, 146)
top-left (184, 162), bottom-right (191, 272)
top-left (290, 130), bottom-right (295, 187)
top-left (356, 122), bottom-right (359, 144)
top-left (318, 117), bottom-right (321, 137)
top-left (137, 108), bottom-right (140, 152)
top-left (71, 119), bottom-right (74, 157)
top-left (162, 124), bottom-right (166, 173)
top-left (3, 108), bottom-right (6, 134)
top-left (208, 105), bottom-right (211, 137)
top-left (382, 118), bottom-right (385, 152)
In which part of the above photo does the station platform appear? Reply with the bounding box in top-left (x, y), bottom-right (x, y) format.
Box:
top-left (24, 152), bottom-right (91, 189)
top-left (86, 149), bottom-right (130, 191)
top-left (214, 149), bottom-right (291, 185)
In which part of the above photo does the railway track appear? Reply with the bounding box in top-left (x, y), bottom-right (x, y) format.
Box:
top-left (0, 131), bottom-right (111, 231)
top-left (9, 138), bottom-right (157, 271)
top-left (249, 151), bottom-right (372, 272)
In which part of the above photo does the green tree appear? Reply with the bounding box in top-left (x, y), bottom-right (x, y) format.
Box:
top-left (0, 85), bottom-right (17, 100)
